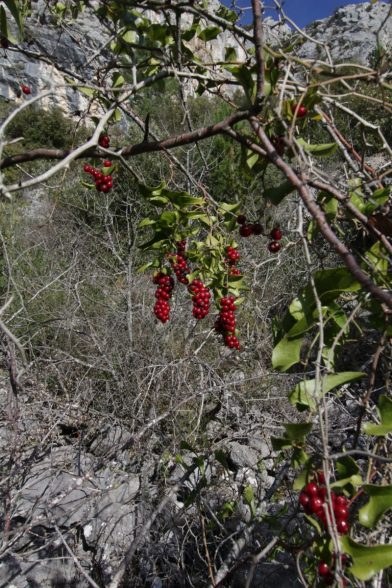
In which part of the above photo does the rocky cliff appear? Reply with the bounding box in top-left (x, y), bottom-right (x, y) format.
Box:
top-left (299, 1), bottom-right (392, 65)
top-left (0, 2), bottom-right (389, 116)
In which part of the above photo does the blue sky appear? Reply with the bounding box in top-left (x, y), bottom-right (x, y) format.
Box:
top-left (221, 0), bottom-right (368, 28)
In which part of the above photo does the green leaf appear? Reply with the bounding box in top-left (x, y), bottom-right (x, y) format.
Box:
top-left (283, 422), bottom-right (313, 440)
top-left (139, 218), bottom-right (156, 228)
top-left (225, 46), bottom-right (237, 61)
top-left (359, 485), bottom-right (392, 528)
top-left (272, 335), bottom-right (303, 371)
top-left (198, 26), bottom-right (221, 41)
top-left (137, 261), bottom-right (154, 273)
top-left (289, 372), bottom-right (365, 411)
top-left (264, 181), bottom-right (296, 205)
top-left (77, 86), bottom-right (96, 98)
top-left (123, 29), bottom-right (137, 44)
top-left (363, 186), bottom-right (390, 216)
top-left (363, 395), bottom-right (392, 436)
top-left (332, 455), bottom-right (362, 489)
top-left (4, 0), bottom-right (23, 37)
top-left (340, 535), bottom-right (392, 581)
top-left (297, 138), bottom-right (337, 157)
top-left (112, 72), bottom-right (125, 88)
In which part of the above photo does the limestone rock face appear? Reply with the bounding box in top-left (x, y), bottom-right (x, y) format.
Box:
top-left (299, 2), bottom-right (392, 64)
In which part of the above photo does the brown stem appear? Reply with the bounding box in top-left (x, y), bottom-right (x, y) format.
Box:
top-left (0, 109), bottom-right (252, 170)
top-left (251, 0), bottom-right (265, 106)
top-left (250, 118), bottom-right (392, 309)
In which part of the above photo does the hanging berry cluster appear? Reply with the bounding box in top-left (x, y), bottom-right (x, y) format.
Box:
top-left (299, 473), bottom-right (350, 535)
top-left (83, 162), bottom-right (113, 192)
top-left (153, 273), bottom-right (174, 323)
top-left (169, 242), bottom-right (191, 285)
top-left (215, 296), bottom-right (240, 350)
top-left (225, 246), bottom-right (241, 276)
top-left (189, 279), bottom-right (211, 319)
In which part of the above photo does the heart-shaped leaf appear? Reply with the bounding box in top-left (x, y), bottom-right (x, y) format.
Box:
top-left (358, 484), bottom-right (392, 528)
top-left (340, 536), bottom-right (392, 581)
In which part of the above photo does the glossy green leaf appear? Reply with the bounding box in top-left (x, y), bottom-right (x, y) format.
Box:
top-left (359, 485), bottom-right (392, 528)
top-left (363, 395), bottom-right (392, 436)
top-left (340, 535), bottom-right (392, 581)
top-left (264, 181), bottom-right (296, 205)
top-left (297, 138), bottom-right (337, 157)
top-left (272, 335), bottom-right (303, 371)
top-left (289, 372), bottom-right (365, 411)
top-left (139, 217), bottom-right (156, 227)
top-left (363, 186), bottom-right (390, 216)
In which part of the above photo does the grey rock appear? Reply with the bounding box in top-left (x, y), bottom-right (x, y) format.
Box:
top-left (299, 2), bottom-right (392, 65)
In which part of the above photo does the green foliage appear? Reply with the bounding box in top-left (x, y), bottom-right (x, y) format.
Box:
top-left (5, 105), bottom-right (85, 150)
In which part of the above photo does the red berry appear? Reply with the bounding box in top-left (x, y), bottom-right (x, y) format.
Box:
top-left (318, 561), bottom-right (330, 577)
top-left (310, 496), bottom-right (323, 513)
top-left (335, 496), bottom-right (348, 507)
top-left (335, 507), bottom-right (349, 520)
top-left (239, 224), bottom-right (253, 237)
top-left (237, 215), bottom-right (246, 225)
top-left (83, 164), bottom-right (91, 173)
top-left (316, 471), bottom-right (326, 485)
top-left (268, 241), bottom-right (281, 253)
top-left (252, 223), bottom-right (263, 235)
top-left (291, 103), bottom-right (308, 118)
top-left (103, 160), bottom-right (112, 167)
top-left (299, 491), bottom-right (310, 509)
top-left (270, 227), bottom-right (283, 241)
top-left (304, 482), bottom-right (319, 496)
top-left (336, 519), bottom-right (349, 534)
top-left (21, 84), bottom-right (31, 95)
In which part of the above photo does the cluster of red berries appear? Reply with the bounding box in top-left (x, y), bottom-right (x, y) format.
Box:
top-left (99, 134), bottom-right (110, 148)
top-left (237, 215), bottom-right (263, 238)
top-left (83, 161), bottom-right (113, 192)
top-left (189, 279), bottom-right (211, 320)
top-left (215, 296), bottom-right (240, 350)
top-left (153, 273), bottom-right (174, 323)
top-left (299, 474), bottom-right (350, 535)
top-left (225, 246), bottom-right (241, 276)
top-left (268, 227), bottom-right (283, 253)
top-left (291, 102), bottom-right (308, 118)
top-left (170, 246), bottom-right (191, 285)
top-left (20, 84), bottom-right (31, 95)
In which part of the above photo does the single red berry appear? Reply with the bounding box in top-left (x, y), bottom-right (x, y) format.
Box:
top-left (239, 224), bottom-right (253, 237)
top-left (237, 214), bottom-right (246, 225)
top-left (83, 164), bottom-right (91, 173)
top-left (21, 84), bottom-right (31, 95)
top-left (103, 160), bottom-right (112, 167)
top-left (310, 496), bottom-right (323, 513)
top-left (318, 561), bottom-right (330, 577)
top-left (268, 241), bottom-right (281, 253)
top-left (335, 496), bottom-right (348, 507)
top-left (299, 491), bottom-right (310, 509)
top-left (252, 223), bottom-right (263, 235)
top-left (304, 482), bottom-right (319, 496)
top-left (291, 103), bottom-right (308, 118)
top-left (336, 519), bottom-right (349, 534)
top-left (335, 507), bottom-right (349, 521)
top-left (270, 227), bottom-right (283, 241)
top-left (316, 471), bottom-right (326, 485)
top-left (318, 487), bottom-right (327, 500)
